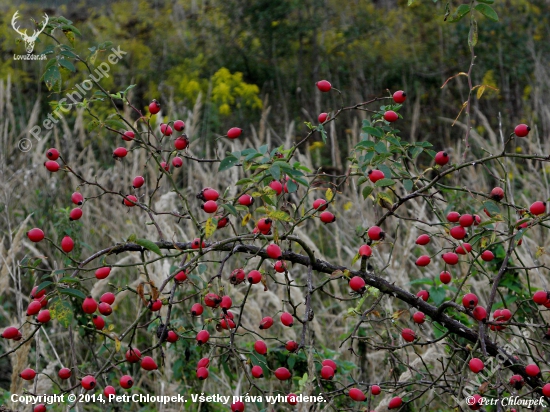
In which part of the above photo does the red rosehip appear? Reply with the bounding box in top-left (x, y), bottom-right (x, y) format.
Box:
top-left (367, 226), bottom-right (384, 241)
top-left (220, 295), bottom-right (232, 311)
top-left (141, 356), bottom-right (158, 370)
top-left (81, 375), bottom-right (96, 390)
top-left (456, 243), bottom-right (472, 255)
top-left (349, 276), bottom-right (366, 293)
top-left (227, 127), bottom-right (243, 139)
top-left (122, 130), bottom-right (135, 141)
top-left (125, 348), bottom-right (141, 363)
top-left (25, 301), bottom-right (41, 317)
top-left (481, 250), bottom-right (494, 261)
top-left (196, 330), bottom-right (210, 345)
top-left (82, 296), bottom-right (97, 314)
top-left (435, 151), bottom-right (449, 166)
top-left (446, 211), bottom-right (460, 222)
top-left (450, 225), bottom-right (466, 240)
top-left (401, 328), bottom-right (416, 342)
top-left (248, 270), bottom-right (262, 284)
top-left (37, 309), bottom-right (51, 323)
top-left (133, 176), bottom-right (145, 188)
top-left (320, 365), bottom-right (334, 380)
top-left (318, 112), bottom-right (329, 123)
top-left (286, 340), bottom-right (299, 352)
top-left (174, 136), bottom-right (189, 150)
top-left (191, 238), bottom-right (206, 250)
top-left (269, 180), bottom-right (283, 195)
top-left (348, 388), bottom-right (365, 402)
top-left (274, 367), bottom-right (291, 380)
top-left (371, 385), bottom-right (381, 395)
top-left (462, 293), bottom-right (478, 309)
top-left (254, 340), bottom-right (267, 355)
top-left (415, 255), bottom-right (431, 267)
top-left (319, 211), bottom-right (336, 223)
top-left (95, 267), bottom-right (111, 280)
top-left (100, 292), bottom-right (116, 305)
top-left (416, 234), bottom-right (430, 245)
top-left (238, 194), bottom-right (254, 206)
top-left (123, 195), bottom-right (138, 207)
top-left (389, 397), bottom-right (403, 410)
top-left (46, 148), bottom-right (59, 160)
top-left (197, 357), bottom-right (210, 369)
top-left (98, 302), bottom-right (112, 316)
top-left (149, 299), bottom-right (162, 311)
top-left (542, 383), bottom-right (550, 397)
top-left (316, 80), bottom-right (332, 92)
top-left (530, 201), bottom-right (546, 216)
top-left (201, 200), bottom-right (218, 213)
top-left (442, 252), bottom-right (459, 265)
top-left (490, 187), bottom-right (504, 201)
top-left (120, 375), bottom-right (133, 389)
top-left (1, 327), bottom-right (19, 340)
top-left (468, 394), bottom-right (482, 410)
top-left (439, 271), bottom-right (452, 284)
top-left (266, 244), bottom-right (282, 259)
top-left (231, 401), bottom-right (245, 412)
top-left (113, 147), bottom-right (128, 158)
top-left (149, 100), bottom-right (160, 114)
top-left (45, 160), bottom-right (60, 172)
top-left (413, 312), bottom-right (425, 324)
top-left (417, 290), bottom-right (429, 301)
top-left (274, 260), bottom-right (287, 273)
top-left (313, 199), bottom-right (328, 211)
top-left (69, 208), bottom-right (83, 221)
top-left (167, 330), bottom-right (179, 343)
top-left (359, 244), bottom-right (372, 257)
top-left (469, 358), bottom-right (484, 373)
top-left (525, 364), bottom-right (540, 377)
top-left (383, 110), bottom-right (398, 122)
top-left (191, 303), bottom-right (204, 316)
top-left (174, 270), bottom-right (188, 282)
top-left (61, 235), bottom-right (74, 253)
top-left (104, 386), bottom-right (116, 397)
top-left (172, 157), bottom-right (183, 168)
top-left (368, 169), bottom-right (385, 183)
top-left (251, 365), bottom-right (264, 378)
top-left (459, 214), bottom-right (475, 227)
top-left (216, 216), bottom-right (229, 228)
top-left (510, 374), bottom-right (524, 389)
top-left (281, 312), bottom-right (294, 327)
top-left (472, 306), bottom-right (487, 322)
top-left (173, 120), bottom-right (185, 131)
top-left (257, 218), bottom-right (272, 232)
top-left (92, 314), bottom-right (105, 330)
top-left (58, 367), bottom-right (71, 380)
top-left (514, 123), bottom-right (530, 137)
top-left (393, 90), bottom-right (407, 103)
top-left (27, 228), bottom-right (45, 242)
top-left (20, 368), bottom-right (36, 380)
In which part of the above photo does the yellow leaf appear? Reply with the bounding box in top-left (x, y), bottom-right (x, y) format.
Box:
top-left (115, 338), bottom-right (121, 352)
top-left (477, 85), bottom-right (486, 99)
top-left (343, 201), bottom-right (353, 211)
top-left (205, 218), bottom-right (217, 239)
top-left (242, 213), bottom-right (252, 226)
top-left (252, 192), bottom-right (262, 197)
top-left (326, 188), bottom-right (334, 202)
top-left (392, 309), bottom-right (409, 320)
top-left (273, 225), bottom-right (279, 243)
top-left (351, 252), bottom-right (361, 266)
top-left (108, 324), bottom-right (115, 331)
top-left (536, 247), bottom-right (545, 258)
top-left (343, 269), bottom-right (351, 278)
top-left (268, 210), bottom-right (292, 222)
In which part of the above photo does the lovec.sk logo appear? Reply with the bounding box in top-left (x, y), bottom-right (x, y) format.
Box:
top-left (11, 10), bottom-right (48, 59)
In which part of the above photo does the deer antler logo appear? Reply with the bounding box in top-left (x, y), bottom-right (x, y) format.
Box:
top-left (11, 11), bottom-right (49, 54)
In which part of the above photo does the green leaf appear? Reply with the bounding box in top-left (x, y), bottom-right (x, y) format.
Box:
top-left (269, 164), bottom-right (281, 180)
top-left (58, 58), bottom-right (75, 72)
top-left (40, 45), bottom-right (56, 56)
top-left (363, 126), bottom-right (384, 138)
top-left (59, 287), bottom-right (86, 300)
top-left (475, 4), bottom-right (498, 21)
top-left (104, 119), bottom-right (127, 130)
top-left (42, 64), bottom-right (62, 91)
top-left (409, 277), bottom-right (433, 286)
top-left (404, 179), bottom-right (413, 192)
top-left (87, 120), bottom-right (100, 132)
top-left (362, 186), bottom-right (373, 200)
top-left (375, 178), bottom-right (396, 187)
top-left (35, 281), bottom-right (53, 295)
top-left (60, 49), bottom-right (78, 58)
top-left (429, 286), bottom-right (446, 306)
top-left (448, 4), bottom-right (471, 22)
top-left (218, 156), bottom-right (239, 172)
top-left (476, 0), bottom-right (494, 4)
top-left (410, 147), bottom-right (423, 159)
top-left (50, 299), bottom-right (73, 328)
top-left (379, 164), bottom-right (392, 178)
top-left (286, 179), bottom-right (298, 193)
top-left (221, 203), bottom-right (238, 216)
top-left (432, 322), bottom-right (448, 340)
top-left (60, 24), bottom-right (82, 36)
top-left (135, 238), bottom-right (162, 256)
top-left (483, 201), bottom-right (500, 216)
top-left (59, 277), bottom-right (80, 283)
top-left (374, 142), bottom-right (388, 154)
